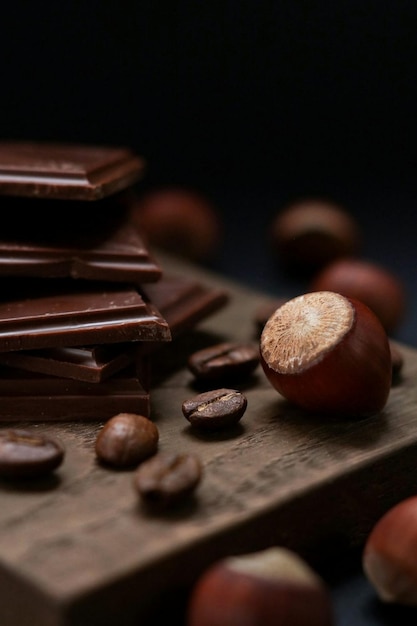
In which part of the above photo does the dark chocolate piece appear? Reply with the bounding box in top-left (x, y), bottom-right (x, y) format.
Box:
top-left (0, 141), bottom-right (145, 200)
top-left (0, 344), bottom-right (136, 383)
top-left (0, 364), bottom-right (151, 420)
top-left (0, 274), bottom-right (228, 380)
top-left (139, 274), bottom-right (229, 353)
top-left (0, 277), bottom-right (171, 352)
top-left (0, 194), bottom-right (162, 283)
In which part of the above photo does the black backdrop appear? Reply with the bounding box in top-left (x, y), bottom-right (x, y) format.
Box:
top-left (2, 5), bottom-right (417, 624)
top-left (1, 1), bottom-right (417, 192)
top-left (1, 1), bottom-right (417, 345)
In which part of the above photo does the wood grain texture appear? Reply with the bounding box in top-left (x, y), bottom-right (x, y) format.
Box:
top-left (0, 252), bottom-right (417, 626)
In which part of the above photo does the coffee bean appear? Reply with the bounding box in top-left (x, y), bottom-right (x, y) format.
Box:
top-left (133, 451), bottom-right (202, 508)
top-left (0, 429), bottom-right (65, 478)
top-left (187, 342), bottom-right (259, 382)
top-left (182, 388), bottom-right (247, 431)
top-left (95, 413), bottom-right (159, 468)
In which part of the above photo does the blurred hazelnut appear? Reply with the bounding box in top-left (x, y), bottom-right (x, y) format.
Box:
top-left (310, 258), bottom-right (407, 335)
top-left (270, 198), bottom-right (361, 276)
top-left (363, 495), bottom-right (417, 605)
top-left (187, 546), bottom-right (334, 626)
top-left (129, 187), bottom-right (222, 261)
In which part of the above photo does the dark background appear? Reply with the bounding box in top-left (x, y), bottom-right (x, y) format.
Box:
top-left (1, 1), bottom-right (416, 192)
top-left (1, 1), bottom-right (417, 344)
top-left (1, 3), bottom-right (417, 624)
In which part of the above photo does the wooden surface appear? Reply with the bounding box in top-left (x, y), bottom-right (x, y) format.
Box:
top-left (1, 252), bottom-right (417, 626)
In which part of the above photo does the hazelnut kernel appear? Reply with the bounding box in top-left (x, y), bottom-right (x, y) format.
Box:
top-left (260, 290), bottom-right (392, 417)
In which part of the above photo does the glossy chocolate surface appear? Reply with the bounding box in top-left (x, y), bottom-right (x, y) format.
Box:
top-left (140, 273), bottom-right (229, 344)
top-left (0, 344), bottom-right (136, 383)
top-left (0, 274), bottom-right (229, 381)
top-left (0, 142), bottom-right (145, 200)
top-left (0, 196), bottom-right (162, 283)
top-left (0, 277), bottom-right (171, 352)
top-left (0, 364), bottom-right (150, 420)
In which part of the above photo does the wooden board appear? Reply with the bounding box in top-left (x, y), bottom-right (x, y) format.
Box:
top-left (1, 252), bottom-right (417, 626)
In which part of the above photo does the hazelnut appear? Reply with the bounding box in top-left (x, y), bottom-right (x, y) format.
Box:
top-left (187, 546), bottom-right (334, 626)
top-left (95, 413), bottom-right (159, 468)
top-left (310, 258), bottom-right (406, 334)
top-left (260, 291), bottom-right (392, 417)
top-left (270, 198), bottom-right (361, 276)
top-left (363, 495), bottom-right (417, 605)
top-left (129, 187), bottom-right (221, 261)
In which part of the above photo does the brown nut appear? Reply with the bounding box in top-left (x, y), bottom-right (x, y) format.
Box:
top-left (95, 413), bottom-right (159, 468)
top-left (363, 495), bottom-right (417, 605)
top-left (260, 291), bottom-right (392, 417)
top-left (270, 198), bottom-right (361, 276)
top-left (310, 258), bottom-right (406, 334)
top-left (129, 187), bottom-right (222, 261)
top-left (187, 546), bottom-right (335, 626)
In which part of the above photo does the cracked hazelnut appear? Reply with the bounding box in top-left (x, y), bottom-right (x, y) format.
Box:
top-left (260, 290), bottom-right (392, 417)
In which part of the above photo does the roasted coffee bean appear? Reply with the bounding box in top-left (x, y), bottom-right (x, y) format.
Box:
top-left (0, 428), bottom-right (65, 478)
top-left (182, 388), bottom-right (247, 430)
top-left (133, 451), bottom-right (202, 508)
top-left (95, 412), bottom-right (159, 468)
top-left (187, 342), bottom-right (259, 381)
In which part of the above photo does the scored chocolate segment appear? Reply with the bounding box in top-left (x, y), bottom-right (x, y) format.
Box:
top-left (139, 274), bottom-right (229, 353)
top-left (0, 274), bottom-right (229, 382)
top-left (0, 217), bottom-right (162, 283)
top-left (0, 142), bottom-right (146, 200)
top-left (0, 277), bottom-right (171, 352)
top-left (0, 364), bottom-right (151, 420)
top-left (0, 344), bottom-right (136, 384)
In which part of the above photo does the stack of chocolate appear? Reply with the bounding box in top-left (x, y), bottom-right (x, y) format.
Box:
top-left (0, 142), bottom-right (228, 420)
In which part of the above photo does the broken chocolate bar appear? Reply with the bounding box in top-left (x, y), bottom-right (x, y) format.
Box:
top-left (0, 274), bottom-right (229, 382)
top-left (0, 344), bottom-right (135, 384)
top-left (0, 141), bottom-right (145, 200)
top-left (139, 274), bottom-right (229, 353)
top-left (0, 277), bottom-right (171, 352)
top-left (0, 212), bottom-right (162, 283)
top-left (0, 364), bottom-right (151, 421)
